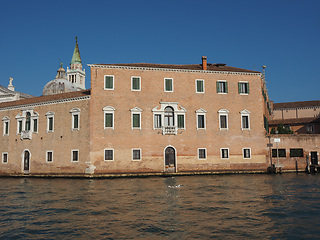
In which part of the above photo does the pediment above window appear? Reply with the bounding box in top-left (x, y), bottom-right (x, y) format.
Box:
top-left (70, 108), bottom-right (81, 113)
top-left (130, 107), bottom-right (143, 112)
top-left (2, 116), bottom-right (9, 121)
top-left (240, 109), bottom-right (250, 114)
top-left (196, 108), bottom-right (207, 113)
top-left (153, 102), bottom-right (186, 113)
top-left (45, 111), bottom-right (55, 116)
top-left (103, 106), bottom-right (115, 111)
top-left (218, 109), bottom-right (229, 114)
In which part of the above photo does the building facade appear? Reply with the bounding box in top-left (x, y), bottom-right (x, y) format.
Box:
top-left (0, 56), bottom-right (274, 176)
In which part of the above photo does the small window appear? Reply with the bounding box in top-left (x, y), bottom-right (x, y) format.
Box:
top-left (221, 148), bottom-right (229, 159)
top-left (46, 151), bottom-right (53, 162)
top-left (217, 81), bottom-right (228, 93)
top-left (290, 148), bottom-right (304, 157)
top-left (48, 117), bottom-right (54, 131)
top-left (132, 149), bottom-right (141, 161)
top-left (164, 78), bottom-right (173, 92)
top-left (131, 77), bottom-right (141, 91)
top-left (2, 152), bottom-right (8, 164)
top-left (154, 114), bottom-right (162, 129)
top-left (3, 118), bottom-right (9, 136)
top-left (72, 150), bottom-right (79, 162)
top-left (196, 79), bottom-right (204, 93)
top-left (243, 148), bottom-right (251, 159)
top-left (18, 120), bottom-right (22, 134)
top-left (197, 115), bottom-right (205, 129)
top-left (177, 114), bottom-right (185, 129)
top-left (104, 149), bottom-right (114, 161)
top-left (104, 75), bottom-right (114, 90)
top-left (132, 114), bottom-right (141, 129)
top-left (238, 82), bottom-right (249, 94)
top-left (306, 124), bottom-right (314, 133)
top-left (242, 115), bottom-right (249, 130)
top-left (73, 114), bottom-right (79, 129)
top-left (198, 148), bottom-right (206, 159)
top-left (103, 106), bottom-right (115, 129)
top-left (272, 149), bottom-right (286, 158)
top-left (220, 115), bottom-right (228, 129)
top-left (33, 119), bottom-right (38, 133)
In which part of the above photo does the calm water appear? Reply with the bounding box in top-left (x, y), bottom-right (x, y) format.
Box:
top-left (1, 174), bottom-right (320, 239)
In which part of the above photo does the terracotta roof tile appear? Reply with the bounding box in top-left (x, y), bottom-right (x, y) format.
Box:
top-left (273, 100), bottom-right (320, 109)
top-left (91, 63), bottom-right (260, 73)
top-left (269, 117), bottom-right (320, 125)
top-left (0, 90), bottom-right (91, 109)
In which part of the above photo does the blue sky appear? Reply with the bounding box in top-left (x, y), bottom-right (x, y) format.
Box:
top-left (0, 0), bottom-right (319, 103)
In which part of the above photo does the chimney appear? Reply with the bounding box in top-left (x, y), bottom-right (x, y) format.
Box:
top-left (202, 56), bottom-right (207, 70)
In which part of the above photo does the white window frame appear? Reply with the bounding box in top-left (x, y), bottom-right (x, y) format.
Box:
top-left (217, 80), bottom-right (227, 94)
top-left (104, 148), bottom-right (114, 161)
top-left (196, 79), bottom-right (205, 93)
top-left (32, 113), bottom-right (39, 133)
top-left (198, 148), bottom-right (207, 160)
top-left (2, 116), bottom-right (10, 136)
top-left (104, 75), bottom-right (114, 90)
top-left (130, 107), bottom-right (142, 130)
top-left (196, 108), bottom-right (207, 130)
top-left (71, 149), bottom-right (79, 162)
top-left (164, 78), bottom-right (173, 92)
top-left (221, 148), bottom-right (229, 159)
top-left (16, 109), bottom-right (39, 135)
top-left (46, 111), bottom-right (55, 133)
top-left (132, 148), bottom-right (142, 161)
top-left (2, 152), bottom-right (8, 164)
top-left (103, 106), bottom-right (115, 129)
top-left (152, 102), bottom-right (186, 131)
top-left (46, 150), bottom-right (53, 163)
top-left (240, 109), bottom-right (250, 130)
top-left (243, 148), bottom-right (251, 159)
top-left (239, 81), bottom-right (249, 95)
top-left (218, 109), bottom-right (229, 130)
top-left (70, 108), bottom-right (81, 131)
top-left (131, 76), bottom-right (141, 91)
top-left (177, 114), bottom-right (185, 129)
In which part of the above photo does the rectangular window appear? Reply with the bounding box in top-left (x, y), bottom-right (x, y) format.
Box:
top-left (48, 117), bottom-right (54, 131)
top-left (197, 115), bottom-right (205, 129)
top-left (290, 148), bottom-right (304, 157)
top-left (217, 81), bottom-right (228, 93)
top-left (131, 77), bottom-right (141, 91)
top-left (132, 113), bottom-right (141, 129)
top-left (198, 148), bottom-right (206, 159)
top-left (220, 115), bottom-right (228, 129)
top-left (242, 115), bottom-right (249, 129)
top-left (105, 113), bottom-right (113, 128)
top-left (104, 149), bottom-right (114, 161)
top-left (196, 79), bottom-right (204, 93)
top-left (104, 75), bottom-right (114, 90)
top-left (243, 148), bottom-right (251, 159)
top-left (132, 149), bottom-right (141, 161)
top-left (46, 151), bottom-right (53, 162)
top-left (272, 149), bottom-right (286, 158)
top-left (73, 114), bottom-right (79, 130)
top-left (177, 115), bottom-right (185, 129)
top-left (164, 78), bottom-right (173, 92)
top-left (72, 150), bottom-right (79, 162)
top-left (221, 148), bottom-right (229, 159)
top-left (239, 82), bottom-right (249, 94)
top-left (18, 120), bottom-right (22, 134)
top-left (3, 121), bottom-right (9, 135)
top-left (154, 114), bottom-right (162, 129)
top-left (2, 153), bottom-right (8, 164)
top-left (306, 124), bottom-right (314, 133)
top-left (33, 119), bottom-right (38, 133)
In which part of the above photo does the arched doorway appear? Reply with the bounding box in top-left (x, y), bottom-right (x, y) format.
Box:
top-left (22, 150), bottom-right (30, 174)
top-left (165, 146), bottom-right (176, 173)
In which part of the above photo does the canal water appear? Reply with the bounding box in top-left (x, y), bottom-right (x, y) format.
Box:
top-left (1, 174), bottom-right (320, 239)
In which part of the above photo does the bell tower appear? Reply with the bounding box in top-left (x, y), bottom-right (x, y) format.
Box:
top-left (66, 37), bottom-right (86, 90)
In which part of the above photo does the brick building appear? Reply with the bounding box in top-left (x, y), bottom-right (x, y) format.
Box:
top-left (0, 54), bottom-right (273, 176)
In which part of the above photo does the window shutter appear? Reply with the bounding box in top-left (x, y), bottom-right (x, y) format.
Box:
top-left (216, 81), bottom-right (219, 93)
top-left (105, 113), bottom-right (113, 127)
top-left (247, 83), bottom-right (250, 94)
top-left (225, 82), bottom-right (228, 93)
top-left (238, 82), bottom-right (241, 94)
top-left (178, 115), bottom-right (184, 128)
top-left (133, 114), bottom-right (140, 128)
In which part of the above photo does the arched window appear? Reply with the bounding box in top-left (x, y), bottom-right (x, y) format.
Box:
top-left (25, 112), bottom-right (31, 131)
top-left (164, 106), bottom-right (174, 126)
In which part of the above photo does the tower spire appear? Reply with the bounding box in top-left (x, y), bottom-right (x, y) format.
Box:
top-left (71, 36), bottom-right (82, 65)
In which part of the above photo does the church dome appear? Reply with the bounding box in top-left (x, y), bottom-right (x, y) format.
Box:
top-left (42, 64), bottom-right (79, 96)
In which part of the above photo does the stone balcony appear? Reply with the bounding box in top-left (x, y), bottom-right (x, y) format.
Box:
top-left (21, 131), bottom-right (32, 140)
top-left (162, 126), bottom-right (177, 135)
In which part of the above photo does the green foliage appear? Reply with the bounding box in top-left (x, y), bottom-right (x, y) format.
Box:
top-left (271, 124), bottom-right (293, 134)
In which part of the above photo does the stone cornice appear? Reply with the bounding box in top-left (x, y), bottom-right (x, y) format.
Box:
top-left (0, 95), bottom-right (90, 112)
top-left (88, 64), bottom-right (261, 76)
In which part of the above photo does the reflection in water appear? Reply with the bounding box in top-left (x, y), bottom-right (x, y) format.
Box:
top-left (1, 174), bottom-right (320, 239)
